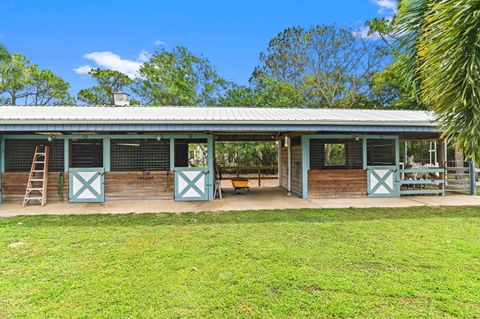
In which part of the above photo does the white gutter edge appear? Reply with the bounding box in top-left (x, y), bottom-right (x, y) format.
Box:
top-left (0, 119), bottom-right (438, 127)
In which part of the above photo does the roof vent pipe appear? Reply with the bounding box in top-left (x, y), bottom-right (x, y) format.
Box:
top-left (113, 92), bottom-right (130, 106)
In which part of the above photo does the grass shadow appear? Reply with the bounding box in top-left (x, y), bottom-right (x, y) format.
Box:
top-left (1, 206), bottom-right (480, 228)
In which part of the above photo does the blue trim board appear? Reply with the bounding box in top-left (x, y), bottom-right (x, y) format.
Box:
top-left (394, 136), bottom-right (400, 195)
top-left (207, 135), bottom-right (214, 201)
top-left (2, 133), bottom-right (212, 140)
top-left (169, 137), bottom-right (175, 171)
top-left (63, 138), bottom-right (69, 171)
top-left (362, 137), bottom-right (367, 170)
top-left (0, 172), bottom-right (2, 204)
top-left (0, 135), bottom-right (3, 204)
top-left (301, 135), bottom-right (309, 199)
top-left (470, 160), bottom-right (477, 195)
top-left (0, 135), bottom-right (4, 173)
top-left (0, 123), bottom-right (438, 133)
top-left (103, 138), bottom-right (111, 172)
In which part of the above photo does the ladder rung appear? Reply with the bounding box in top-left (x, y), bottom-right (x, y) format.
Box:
top-left (24, 145), bottom-right (49, 207)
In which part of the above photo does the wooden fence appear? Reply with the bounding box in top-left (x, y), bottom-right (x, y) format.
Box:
top-left (444, 161), bottom-right (475, 194)
top-left (217, 165), bottom-right (278, 187)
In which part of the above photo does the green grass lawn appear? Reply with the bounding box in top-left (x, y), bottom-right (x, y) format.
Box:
top-left (1, 207), bottom-right (480, 318)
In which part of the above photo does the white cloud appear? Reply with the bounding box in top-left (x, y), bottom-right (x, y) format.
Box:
top-left (153, 39), bottom-right (164, 46)
top-left (73, 65), bottom-right (93, 74)
top-left (74, 51), bottom-right (150, 78)
top-left (138, 50), bottom-right (150, 63)
top-left (371, 0), bottom-right (397, 14)
top-left (352, 25), bottom-right (382, 40)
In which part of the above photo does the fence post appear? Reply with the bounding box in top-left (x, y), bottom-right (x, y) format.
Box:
top-left (438, 139), bottom-right (447, 195)
top-left (469, 160), bottom-right (477, 195)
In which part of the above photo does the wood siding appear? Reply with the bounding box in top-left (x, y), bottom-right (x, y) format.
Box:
top-left (1, 171), bottom-right (174, 203)
top-left (279, 145), bottom-right (302, 196)
top-left (308, 169), bottom-right (367, 198)
top-left (105, 171), bottom-right (174, 201)
top-left (291, 146), bottom-right (302, 196)
top-left (1, 172), bottom-right (68, 203)
top-left (280, 146), bottom-right (288, 188)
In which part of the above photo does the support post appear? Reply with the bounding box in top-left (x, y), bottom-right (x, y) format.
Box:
top-left (103, 138), bottom-right (111, 172)
top-left (395, 136), bottom-right (400, 196)
top-left (438, 139), bottom-right (447, 195)
top-left (207, 134), bottom-right (215, 201)
top-left (63, 138), bottom-right (69, 172)
top-left (301, 135), bottom-right (310, 199)
top-left (470, 159), bottom-right (477, 196)
top-left (277, 141), bottom-right (282, 187)
top-left (0, 135), bottom-right (3, 204)
top-left (0, 136), bottom-right (4, 173)
top-left (287, 136), bottom-right (291, 196)
top-left (169, 138), bottom-right (175, 171)
top-left (362, 137), bottom-right (367, 170)
top-left (404, 141), bottom-right (408, 163)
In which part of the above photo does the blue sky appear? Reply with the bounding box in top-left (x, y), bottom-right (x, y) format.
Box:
top-left (1, 0), bottom-right (395, 96)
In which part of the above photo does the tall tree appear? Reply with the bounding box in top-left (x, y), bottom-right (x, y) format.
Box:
top-left (253, 25), bottom-right (388, 108)
top-left (220, 76), bottom-right (306, 107)
top-left (0, 43), bottom-right (10, 62)
top-left (0, 53), bottom-right (29, 105)
top-left (25, 65), bottom-right (73, 105)
top-left (354, 15), bottom-right (425, 110)
top-left (367, 59), bottom-right (424, 110)
top-left (77, 68), bottom-right (133, 105)
top-left (134, 46), bottom-right (228, 106)
top-left (0, 53), bottom-right (72, 105)
top-left (396, 0), bottom-right (480, 159)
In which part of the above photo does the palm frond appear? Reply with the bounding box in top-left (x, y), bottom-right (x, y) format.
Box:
top-left (418, 0), bottom-right (480, 159)
top-left (396, 0), bottom-right (480, 160)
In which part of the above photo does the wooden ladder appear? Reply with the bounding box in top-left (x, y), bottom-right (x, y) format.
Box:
top-left (23, 144), bottom-right (49, 207)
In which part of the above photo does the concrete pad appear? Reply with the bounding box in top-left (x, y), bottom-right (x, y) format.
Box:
top-left (308, 197), bottom-right (427, 209)
top-left (0, 187), bottom-right (316, 217)
top-left (0, 187), bottom-right (479, 218)
top-left (406, 195), bottom-right (480, 207)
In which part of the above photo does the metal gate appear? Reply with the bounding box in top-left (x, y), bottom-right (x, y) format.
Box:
top-left (367, 166), bottom-right (398, 197)
top-left (175, 168), bottom-right (209, 201)
top-left (69, 168), bottom-right (105, 203)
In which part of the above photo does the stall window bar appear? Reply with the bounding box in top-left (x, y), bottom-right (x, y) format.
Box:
top-left (111, 139), bottom-right (170, 171)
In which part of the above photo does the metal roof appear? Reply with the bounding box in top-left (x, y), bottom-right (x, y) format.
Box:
top-left (0, 106), bottom-right (436, 127)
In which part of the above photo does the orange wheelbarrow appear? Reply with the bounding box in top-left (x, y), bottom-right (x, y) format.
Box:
top-left (231, 177), bottom-right (250, 194)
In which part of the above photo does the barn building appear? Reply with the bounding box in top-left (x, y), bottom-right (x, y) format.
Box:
top-left (0, 103), bottom-right (476, 206)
